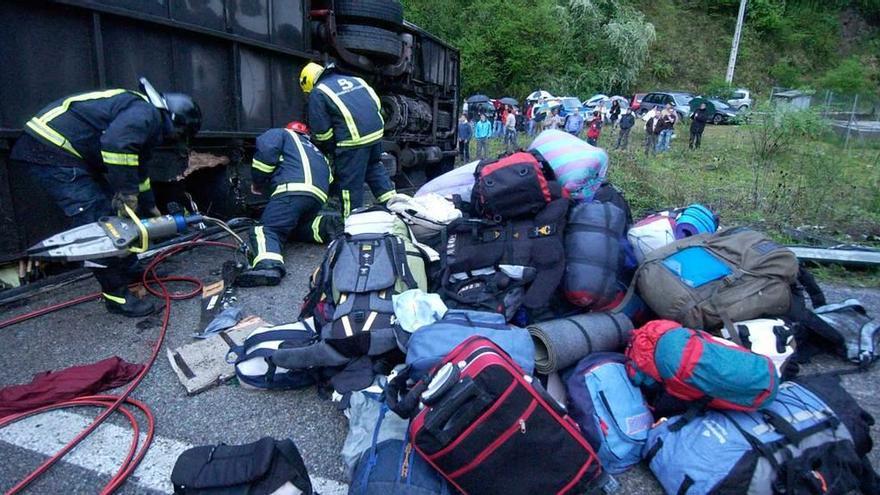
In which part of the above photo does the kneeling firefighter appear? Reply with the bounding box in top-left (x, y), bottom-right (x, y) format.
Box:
top-left (10, 79), bottom-right (201, 317)
top-left (299, 62), bottom-right (396, 217)
top-left (236, 122), bottom-right (341, 287)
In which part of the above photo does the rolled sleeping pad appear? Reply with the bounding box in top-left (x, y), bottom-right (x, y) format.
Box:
top-left (528, 312), bottom-right (634, 374)
top-left (674, 203), bottom-right (718, 239)
top-left (415, 160), bottom-right (479, 199)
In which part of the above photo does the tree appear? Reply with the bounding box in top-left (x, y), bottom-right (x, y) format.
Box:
top-left (818, 57), bottom-right (877, 96)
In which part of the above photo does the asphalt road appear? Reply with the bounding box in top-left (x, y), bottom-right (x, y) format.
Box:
top-left (1, 240), bottom-right (878, 494)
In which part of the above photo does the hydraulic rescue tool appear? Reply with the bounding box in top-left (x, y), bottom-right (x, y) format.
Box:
top-left (27, 211), bottom-right (206, 261)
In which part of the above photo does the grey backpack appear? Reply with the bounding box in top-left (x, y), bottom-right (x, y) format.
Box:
top-left (635, 227), bottom-right (799, 332)
top-left (811, 299), bottom-right (880, 367)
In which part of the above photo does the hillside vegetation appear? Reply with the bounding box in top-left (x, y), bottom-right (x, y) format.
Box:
top-left (402, 0), bottom-right (880, 99)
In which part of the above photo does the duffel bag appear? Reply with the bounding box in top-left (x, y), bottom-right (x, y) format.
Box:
top-left (635, 227), bottom-right (799, 332)
top-left (564, 352), bottom-right (653, 474)
top-left (627, 212), bottom-right (676, 264)
top-left (527, 129), bottom-right (609, 202)
top-left (170, 437), bottom-right (313, 494)
top-left (626, 320), bottom-right (778, 411)
top-left (644, 376), bottom-right (879, 495)
top-left (386, 193), bottom-right (462, 243)
top-left (391, 336), bottom-right (607, 495)
top-left (403, 310), bottom-right (535, 378)
top-left (437, 268), bottom-right (527, 322)
top-left (563, 201), bottom-right (628, 310)
top-left (471, 151), bottom-right (561, 220)
top-left (230, 319), bottom-right (319, 390)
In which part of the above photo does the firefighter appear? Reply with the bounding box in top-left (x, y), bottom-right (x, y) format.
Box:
top-left (299, 62), bottom-right (396, 217)
top-left (9, 80), bottom-right (201, 317)
top-left (236, 121), bottom-right (339, 287)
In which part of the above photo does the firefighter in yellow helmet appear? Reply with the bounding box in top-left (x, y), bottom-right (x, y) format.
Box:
top-left (299, 62), bottom-right (396, 217)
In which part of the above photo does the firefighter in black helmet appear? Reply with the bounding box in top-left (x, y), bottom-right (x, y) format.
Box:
top-left (10, 78), bottom-right (201, 317)
top-left (299, 62), bottom-right (396, 217)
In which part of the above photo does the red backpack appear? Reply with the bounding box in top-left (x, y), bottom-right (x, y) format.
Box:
top-left (471, 151), bottom-right (564, 220)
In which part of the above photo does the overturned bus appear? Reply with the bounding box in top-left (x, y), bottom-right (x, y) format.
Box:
top-left (0, 0), bottom-right (460, 270)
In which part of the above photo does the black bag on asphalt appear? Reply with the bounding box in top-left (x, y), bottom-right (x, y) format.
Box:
top-left (170, 437), bottom-right (313, 495)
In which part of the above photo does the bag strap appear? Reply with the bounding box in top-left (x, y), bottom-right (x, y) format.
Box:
top-left (383, 366), bottom-right (426, 419)
top-left (274, 439), bottom-right (314, 495)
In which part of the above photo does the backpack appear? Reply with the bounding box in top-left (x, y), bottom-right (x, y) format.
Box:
top-left (527, 130), bottom-right (609, 202)
top-left (230, 319), bottom-right (319, 390)
top-left (439, 197), bottom-right (569, 313)
top-left (403, 309), bottom-right (535, 378)
top-left (809, 299), bottom-right (880, 367)
top-left (302, 207), bottom-right (431, 358)
top-left (644, 376), bottom-right (880, 495)
top-left (170, 437), bottom-right (313, 495)
top-left (732, 318), bottom-right (798, 378)
top-left (626, 320), bottom-right (778, 411)
top-left (634, 227), bottom-right (799, 332)
top-left (437, 268), bottom-right (526, 322)
top-left (386, 193), bottom-right (462, 243)
top-left (563, 201), bottom-right (628, 310)
top-left (350, 439), bottom-right (453, 495)
top-left (471, 151), bottom-right (560, 220)
top-left (564, 353), bottom-right (653, 474)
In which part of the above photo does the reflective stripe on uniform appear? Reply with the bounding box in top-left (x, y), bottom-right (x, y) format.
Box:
top-left (25, 119), bottom-right (83, 158)
top-left (101, 150), bottom-right (139, 166)
top-left (376, 190), bottom-right (397, 204)
top-left (271, 182), bottom-right (328, 202)
top-left (342, 189), bottom-right (351, 218)
top-left (311, 215), bottom-right (323, 243)
top-left (355, 77), bottom-right (385, 129)
top-left (285, 129), bottom-right (314, 190)
top-left (314, 128), bottom-right (334, 141)
top-left (336, 128), bottom-right (383, 148)
top-left (103, 292), bottom-right (127, 305)
top-left (316, 83), bottom-right (383, 147)
top-left (26, 89), bottom-right (145, 159)
top-left (252, 159), bottom-right (276, 173)
top-left (252, 226), bottom-right (284, 267)
top-left (138, 178), bottom-right (151, 193)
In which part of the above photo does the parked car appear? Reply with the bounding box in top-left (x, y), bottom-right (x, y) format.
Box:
top-left (631, 92), bottom-right (647, 111)
top-left (727, 89), bottom-right (753, 111)
top-left (707, 99), bottom-right (739, 124)
top-left (558, 97), bottom-right (584, 117)
top-left (637, 91), bottom-right (694, 119)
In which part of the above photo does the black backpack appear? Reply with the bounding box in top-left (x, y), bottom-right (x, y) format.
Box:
top-left (171, 437), bottom-right (313, 494)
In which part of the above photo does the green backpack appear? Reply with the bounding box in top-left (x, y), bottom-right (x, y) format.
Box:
top-left (634, 227), bottom-right (799, 333)
top-left (303, 207), bottom-right (431, 358)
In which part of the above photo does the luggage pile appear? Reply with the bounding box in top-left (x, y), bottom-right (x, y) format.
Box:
top-left (210, 130), bottom-right (880, 494)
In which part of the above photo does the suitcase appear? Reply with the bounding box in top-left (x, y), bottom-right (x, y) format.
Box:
top-left (406, 336), bottom-right (605, 495)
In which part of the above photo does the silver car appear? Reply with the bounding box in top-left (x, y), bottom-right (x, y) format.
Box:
top-left (727, 89), bottom-right (753, 111)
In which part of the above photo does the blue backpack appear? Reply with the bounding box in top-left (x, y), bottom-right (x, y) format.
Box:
top-left (563, 352), bottom-right (653, 474)
top-left (349, 404), bottom-right (453, 495)
top-left (403, 310), bottom-right (535, 378)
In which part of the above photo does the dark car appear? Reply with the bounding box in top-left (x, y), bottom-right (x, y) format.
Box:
top-left (638, 91), bottom-right (694, 119)
top-left (707, 99), bottom-right (739, 124)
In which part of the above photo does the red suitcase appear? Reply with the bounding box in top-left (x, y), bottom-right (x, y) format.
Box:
top-left (404, 336), bottom-right (605, 495)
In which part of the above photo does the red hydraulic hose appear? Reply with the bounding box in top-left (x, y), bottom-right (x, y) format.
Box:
top-left (0, 239), bottom-right (238, 494)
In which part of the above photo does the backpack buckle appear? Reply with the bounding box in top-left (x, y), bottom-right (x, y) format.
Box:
top-left (352, 310), bottom-right (367, 324)
top-left (529, 224), bottom-right (556, 238)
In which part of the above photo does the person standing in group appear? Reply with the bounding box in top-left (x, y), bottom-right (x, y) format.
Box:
top-left (9, 81), bottom-right (201, 316)
top-left (504, 107), bottom-right (519, 152)
top-left (474, 113), bottom-right (492, 160)
top-left (300, 62), bottom-right (395, 218)
top-left (564, 107), bottom-right (584, 137)
top-left (644, 109), bottom-right (660, 156)
top-left (493, 105), bottom-right (504, 138)
top-left (689, 102), bottom-right (711, 150)
top-left (526, 103), bottom-right (536, 136)
top-left (656, 104), bottom-right (677, 153)
top-left (586, 111), bottom-right (602, 146)
top-left (615, 109), bottom-right (636, 150)
top-left (457, 114), bottom-right (473, 162)
top-left (609, 100), bottom-right (621, 139)
top-left (545, 107), bottom-right (563, 131)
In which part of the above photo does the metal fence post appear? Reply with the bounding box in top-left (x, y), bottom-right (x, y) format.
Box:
top-left (844, 94), bottom-right (859, 152)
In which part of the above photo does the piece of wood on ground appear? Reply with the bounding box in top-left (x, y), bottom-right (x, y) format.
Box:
top-left (166, 315), bottom-right (268, 395)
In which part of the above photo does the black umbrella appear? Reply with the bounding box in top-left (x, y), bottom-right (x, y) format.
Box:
top-left (499, 97), bottom-right (518, 106)
top-left (466, 94), bottom-right (490, 104)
